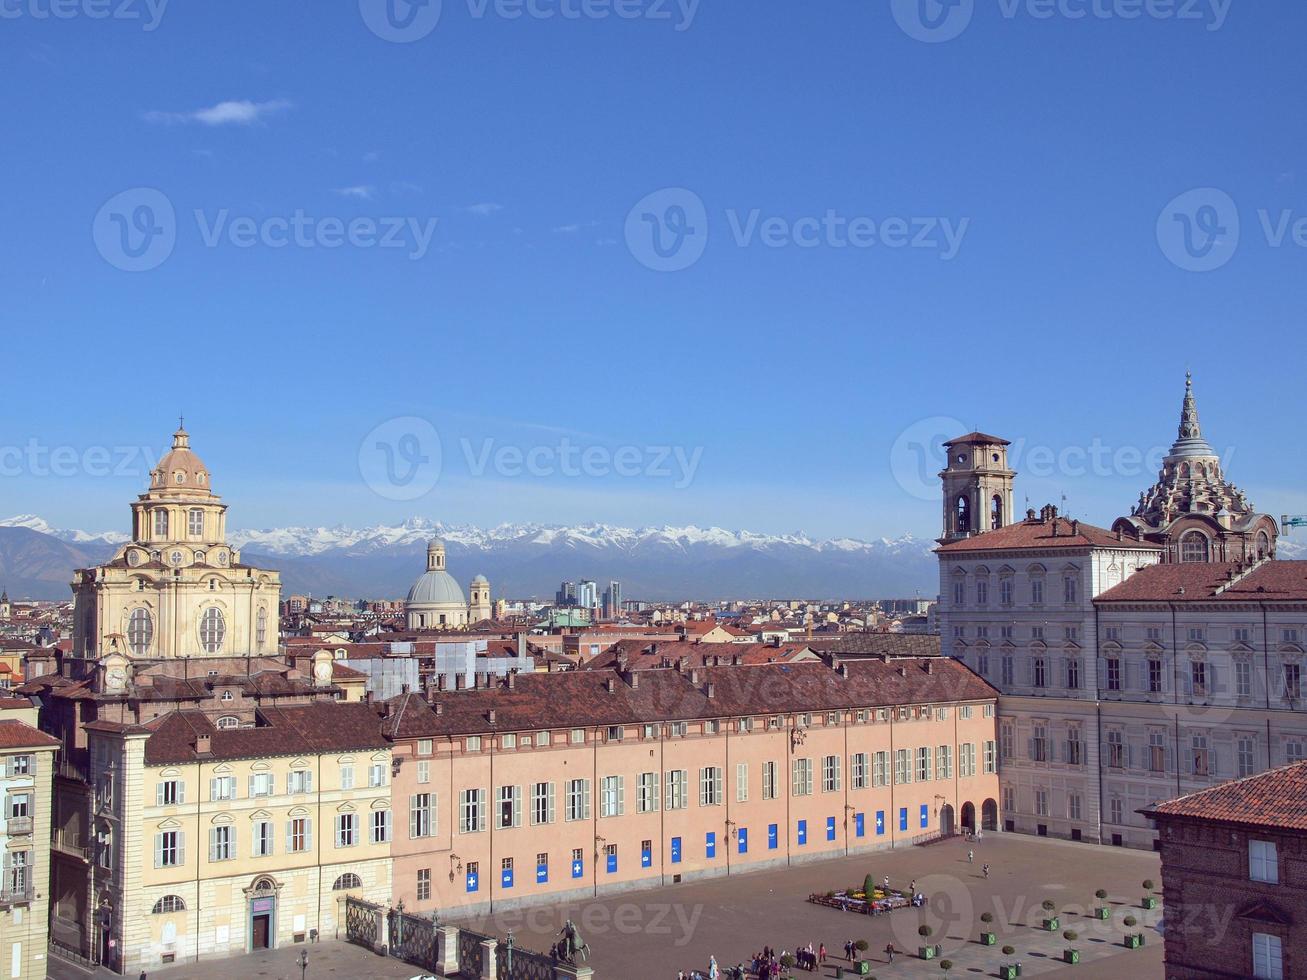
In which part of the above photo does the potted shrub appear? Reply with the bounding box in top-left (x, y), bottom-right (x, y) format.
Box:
top-left (918, 925), bottom-right (935, 959)
top-left (1123, 915), bottom-right (1137, 928)
top-left (980, 910), bottom-right (997, 945)
top-left (939, 960), bottom-right (954, 978)
top-left (1041, 899), bottom-right (1059, 931)
top-left (1001, 944), bottom-right (1015, 956)
top-left (1093, 888), bottom-right (1111, 919)
top-left (855, 941), bottom-right (871, 975)
top-left (1063, 930), bottom-right (1080, 964)
top-left (1141, 879), bottom-right (1158, 910)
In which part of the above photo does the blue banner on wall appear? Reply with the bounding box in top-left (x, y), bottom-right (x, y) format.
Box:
top-left (570, 857), bottom-right (584, 879)
top-left (671, 836), bottom-right (682, 863)
top-left (826, 816), bottom-right (836, 841)
top-left (536, 863), bottom-right (548, 884)
top-left (738, 827), bottom-right (748, 854)
top-left (875, 810), bottom-right (885, 836)
top-left (797, 819), bottom-right (807, 845)
top-left (767, 823), bottom-right (778, 849)
top-left (855, 812), bottom-right (865, 838)
top-left (606, 851), bottom-right (617, 874)
top-left (501, 867), bottom-right (514, 889)
top-left (466, 869), bottom-right (479, 893)
top-left (705, 831), bottom-right (716, 859)
top-left (899, 808), bottom-right (908, 832)
top-left (920, 803), bottom-right (929, 829)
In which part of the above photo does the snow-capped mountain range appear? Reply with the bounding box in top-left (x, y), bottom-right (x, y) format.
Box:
top-left (0, 515), bottom-right (938, 600)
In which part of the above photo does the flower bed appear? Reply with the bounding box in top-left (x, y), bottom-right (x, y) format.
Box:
top-left (807, 888), bottom-right (911, 915)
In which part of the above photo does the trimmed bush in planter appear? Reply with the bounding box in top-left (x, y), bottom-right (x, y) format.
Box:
top-left (1000, 968), bottom-right (1018, 980)
top-left (1123, 915), bottom-right (1137, 928)
top-left (980, 911), bottom-right (997, 944)
top-left (918, 925), bottom-right (935, 960)
top-left (1093, 889), bottom-right (1111, 919)
top-left (855, 940), bottom-right (868, 953)
top-left (1001, 945), bottom-right (1015, 956)
top-left (1064, 930), bottom-right (1080, 961)
top-left (1142, 880), bottom-right (1159, 910)
top-left (1041, 900), bottom-right (1059, 931)
top-left (1125, 933), bottom-right (1144, 949)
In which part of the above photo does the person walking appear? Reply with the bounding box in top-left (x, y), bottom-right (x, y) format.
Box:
top-left (885, 942), bottom-right (895, 963)
top-left (844, 939), bottom-right (853, 961)
top-left (983, 863), bottom-right (990, 878)
top-left (818, 942), bottom-right (827, 965)
top-left (968, 848), bottom-right (974, 864)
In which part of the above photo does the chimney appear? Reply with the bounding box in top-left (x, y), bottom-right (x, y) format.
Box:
top-left (487, 709), bottom-right (496, 724)
top-left (690, 668), bottom-right (702, 685)
top-left (1072, 520), bottom-right (1080, 536)
top-left (506, 671), bottom-right (516, 690)
top-left (195, 735), bottom-right (211, 755)
top-left (435, 701), bottom-right (444, 716)
top-left (605, 677), bottom-right (616, 693)
top-left (624, 670), bottom-right (639, 690)
top-left (706, 682), bottom-right (716, 699)
top-left (401, 683), bottom-right (411, 694)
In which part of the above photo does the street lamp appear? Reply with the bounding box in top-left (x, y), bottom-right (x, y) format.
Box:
top-left (506, 930), bottom-right (515, 972)
top-left (297, 949), bottom-right (308, 980)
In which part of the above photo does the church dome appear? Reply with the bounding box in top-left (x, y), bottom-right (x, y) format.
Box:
top-left (406, 570), bottom-right (466, 607)
top-left (151, 426), bottom-right (211, 491)
top-left (471, 574), bottom-right (489, 585)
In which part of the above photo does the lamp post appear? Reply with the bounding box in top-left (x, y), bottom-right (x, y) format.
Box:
top-left (506, 930), bottom-right (515, 972)
top-left (297, 949), bottom-right (308, 980)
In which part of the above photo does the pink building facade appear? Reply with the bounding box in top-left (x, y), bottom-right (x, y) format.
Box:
top-left (382, 657), bottom-right (1000, 914)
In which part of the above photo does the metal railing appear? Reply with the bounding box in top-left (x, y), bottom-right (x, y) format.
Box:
top-left (50, 830), bottom-right (90, 861)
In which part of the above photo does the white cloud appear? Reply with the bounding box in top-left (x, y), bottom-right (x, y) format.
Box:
top-left (462, 202), bottom-right (504, 216)
top-left (144, 99), bottom-right (293, 126)
top-left (333, 185), bottom-right (376, 200)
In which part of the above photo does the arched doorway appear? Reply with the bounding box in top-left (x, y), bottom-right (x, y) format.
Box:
top-left (939, 804), bottom-right (955, 836)
top-left (981, 798), bottom-right (998, 832)
top-left (961, 801), bottom-right (976, 833)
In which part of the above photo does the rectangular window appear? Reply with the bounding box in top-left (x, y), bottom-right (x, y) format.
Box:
top-left (1287, 740), bottom-right (1305, 764)
top-left (1066, 726), bottom-right (1083, 766)
top-left (791, 758), bottom-right (813, 797)
top-left (531, 782), bottom-right (555, 825)
top-left (248, 772), bottom-right (274, 798)
top-left (1031, 724), bottom-right (1048, 763)
top-left (502, 733), bottom-right (517, 750)
top-left (566, 779), bottom-right (591, 821)
top-left (570, 729), bottom-right (585, 744)
top-left (209, 775), bottom-right (236, 802)
top-left (336, 813), bottom-right (358, 848)
top-left (1237, 660), bottom-right (1253, 698)
top-left (1252, 932), bottom-right (1284, 980)
top-left (1149, 659), bottom-right (1164, 694)
top-left (253, 819), bottom-right (273, 857)
top-left (417, 761), bottom-right (430, 785)
top-left (287, 817), bottom-right (311, 853)
top-left (1191, 660), bottom-right (1208, 697)
top-left (1000, 578), bottom-right (1013, 605)
top-left (465, 736), bottom-right (481, 752)
top-left (1237, 735), bottom-right (1256, 777)
top-left (497, 785), bottom-right (523, 828)
top-left (417, 738), bottom-right (433, 756)
top-left (188, 508), bottom-right (204, 536)
top-left (873, 751), bottom-right (889, 787)
top-left (371, 809), bottom-right (391, 844)
top-left (1285, 663), bottom-right (1301, 701)
top-left (1001, 656), bottom-right (1014, 686)
top-left (735, 762), bottom-right (748, 802)
top-left (761, 761), bottom-right (778, 801)
top-left (822, 755), bottom-right (841, 793)
top-left (1035, 788), bottom-right (1048, 817)
top-left (916, 746), bottom-right (931, 782)
top-left (339, 765), bottom-right (355, 790)
top-left (976, 580), bottom-right (988, 605)
top-left (638, 773), bottom-right (659, 813)
top-left (1149, 731), bottom-right (1165, 773)
top-left (600, 776), bottom-right (625, 817)
top-left (409, 793), bottom-right (434, 838)
top-left (851, 752), bottom-right (868, 789)
top-left (1068, 793), bottom-right (1082, 820)
top-left (1000, 724), bottom-right (1014, 762)
top-left (460, 789), bottom-right (486, 833)
top-left (894, 749), bottom-right (911, 785)
top-left (1066, 658), bottom-right (1080, 690)
top-left (936, 745), bottom-right (952, 780)
top-left (1250, 840), bottom-right (1279, 884)
top-left (416, 868), bottom-right (431, 902)
top-left (1192, 734), bottom-right (1209, 776)
top-left (288, 769), bottom-right (312, 794)
top-left (1031, 579), bottom-right (1044, 604)
top-left (699, 767), bottom-right (722, 806)
top-left (156, 779), bottom-right (184, 806)
top-left (156, 830), bottom-right (183, 868)
top-left (1106, 658), bottom-right (1122, 691)
top-left (1064, 576), bottom-right (1077, 604)
top-left (1107, 730), bottom-right (1125, 769)
top-left (605, 726), bottom-right (621, 743)
top-left (369, 763), bottom-right (386, 788)
top-left (208, 825), bottom-right (234, 862)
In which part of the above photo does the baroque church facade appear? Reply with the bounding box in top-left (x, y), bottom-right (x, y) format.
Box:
top-left (939, 377), bottom-right (1305, 848)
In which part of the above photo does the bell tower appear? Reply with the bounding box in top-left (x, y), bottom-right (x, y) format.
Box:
top-left (938, 432), bottom-right (1016, 544)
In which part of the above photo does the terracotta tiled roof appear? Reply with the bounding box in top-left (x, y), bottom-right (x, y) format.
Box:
top-left (1142, 760), bottom-right (1307, 832)
top-left (945, 431), bottom-right (1010, 446)
top-left (383, 657), bottom-right (996, 739)
top-left (807, 633), bottom-right (942, 658)
top-left (1097, 560), bottom-right (1307, 603)
top-left (582, 640), bottom-right (814, 671)
top-left (937, 516), bottom-right (1159, 553)
top-left (139, 701), bottom-right (389, 765)
top-left (0, 719), bottom-right (60, 750)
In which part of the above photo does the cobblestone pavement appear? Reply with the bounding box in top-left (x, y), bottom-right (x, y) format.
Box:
top-left (114, 834), bottom-right (1166, 980)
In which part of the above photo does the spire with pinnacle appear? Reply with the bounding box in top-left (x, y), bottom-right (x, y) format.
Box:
top-left (1166, 372), bottom-right (1216, 461)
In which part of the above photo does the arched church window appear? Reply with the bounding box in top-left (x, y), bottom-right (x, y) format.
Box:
top-left (153, 509), bottom-right (169, 538)
top-left (152, 895), bottom-right (186, 914)
top-left (127, 608), bottom-right (153, 657)
top-left (956, 495), bottom-right (971, 534)
top-left (1180, 531), bottom-right (1210, 563)
top-left (991, 495), bottom-right (1003, 530)
top-left (199, 608), bottom-right (226, 654)
top-left (332, 873), bottom-right (362, 891)
top-left (1257, 531), bottom-right (1270, 559)
top-left (216, 716), bottom-right (239, 729)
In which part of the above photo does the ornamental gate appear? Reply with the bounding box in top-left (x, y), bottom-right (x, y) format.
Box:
top-left (387, 906), bottom-right (439, 971)
top-left (343, 896), bottom-right (383, 954)
top-left (495, 939), bottom-right (558, 980)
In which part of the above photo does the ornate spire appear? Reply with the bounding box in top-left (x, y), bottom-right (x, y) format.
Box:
top-left (1166, 372), bottom-right (1216, 461)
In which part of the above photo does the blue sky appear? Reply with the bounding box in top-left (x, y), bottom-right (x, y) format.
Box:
top-left (3, 0), bottom-right (1305, 541)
